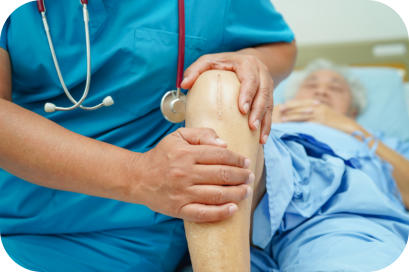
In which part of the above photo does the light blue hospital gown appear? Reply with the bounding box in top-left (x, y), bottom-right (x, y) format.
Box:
top-left (251, 122), bottom-right (409, 272)
top-left (0, 1), bottom-right (294, 271)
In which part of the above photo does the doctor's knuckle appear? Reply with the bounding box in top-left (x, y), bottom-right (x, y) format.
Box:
top-left (173, 147), bottom-right (189, 160)
top-left (246, 75), bottom-right (258, 87)
top-left (177, 127), bottom-right (187, 135)
top-left (217, 209), bottom-right (228, 221)
top-left (265, 103), bottom-right (274, 111)
top-left (244, 55), bottom-right (257, 64)
top-left (260, 87), bottom-right (271, 99)
top-left (203, 128), bottom-right (217, 138)
top-left (191, 135), bottom-right (201, 144)
top-left (169, 188), bottom-right (183, 203)
top-left (199, 54), bottom-right (211, 62)
top-left (196, 208), bottom-right (208, 220)
top-left (212, 189), bottom-right (224, 203)
top-left (214, 149), bottom-right (225, 162)
top-left (168, 132), bottom-right (182, 144)
top-left (241, 186), bottom-right (249, 198)
top-left (219, 167), bottom-right (230, 183)
top-left (259, 62), bottom-right (268, 72)
top-left (183, 67), bottom-right (191, 75)
top-left (196, 148), bottom-right (206, 161)
top-left (237, 156), bottom-right (245, 167)
top-left (169, 167), bottom-right (187, 180)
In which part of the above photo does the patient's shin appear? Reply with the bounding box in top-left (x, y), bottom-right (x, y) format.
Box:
top-left (185, 70), bottom-right (261, 272)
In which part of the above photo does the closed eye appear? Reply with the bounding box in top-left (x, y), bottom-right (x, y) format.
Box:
top-left (328, 85), bottom-right (344, 92)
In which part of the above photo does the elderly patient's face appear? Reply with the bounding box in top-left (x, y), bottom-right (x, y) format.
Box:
top-left (294, 69), bottom-right (353, 116)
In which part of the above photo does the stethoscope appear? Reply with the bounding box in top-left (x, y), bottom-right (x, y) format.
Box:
top-left (37, 0), bottom-right (187, 123)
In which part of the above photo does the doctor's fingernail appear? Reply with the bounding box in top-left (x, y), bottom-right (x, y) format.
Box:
top-left (253, 120), bottom-right (260, 130)
top-left (243, 103), bottom-right (250, 114)
top-left (181, 77), bottom-right (189, 85)
top-left (228, 204), bottom-right (238, 215)
top-left (215, 138), bottom-right (227, 146)
top-left (244, 158), bottom-right (251, 169)
top-left (262, 135), bottom-right (268, 144)
top-left (246, 172), bottom-right (255, 185)
top-left (245, 186), bottom-right (253, 199)
top-left (313, 100), bottom-right (320, 105)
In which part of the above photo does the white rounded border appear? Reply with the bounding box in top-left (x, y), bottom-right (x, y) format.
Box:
top-left (0, 0), bottom-right (408, 271)
top-left (373, 2), bottom-right (409, 272)
top-left (0, 1), bottom-right (46, 270)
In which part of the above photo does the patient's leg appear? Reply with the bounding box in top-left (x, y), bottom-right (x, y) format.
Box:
top-left (185, 70), bottom-right (264, 272)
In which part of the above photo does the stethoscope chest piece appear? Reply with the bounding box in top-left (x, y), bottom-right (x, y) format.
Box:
top-left (160, 90), bottom-right (186, 123)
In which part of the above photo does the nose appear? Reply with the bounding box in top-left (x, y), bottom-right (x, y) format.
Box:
top-left (313, 86), bottom-right (328, 98)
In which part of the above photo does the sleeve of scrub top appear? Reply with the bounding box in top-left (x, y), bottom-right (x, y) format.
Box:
top-left (222, 0), bottom-right (294, 51)
top-left (0, 18), bottom-right (10, 51)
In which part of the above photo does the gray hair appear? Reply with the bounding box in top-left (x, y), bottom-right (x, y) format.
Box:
top-left (283, 59), bottom-right (367, 115)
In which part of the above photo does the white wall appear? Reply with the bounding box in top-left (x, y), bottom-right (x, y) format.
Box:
top-left (273, 0), bottom-right (408, 45)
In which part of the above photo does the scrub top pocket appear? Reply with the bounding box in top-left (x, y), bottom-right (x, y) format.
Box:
top-left (112, 27), bottom-right (208, 117)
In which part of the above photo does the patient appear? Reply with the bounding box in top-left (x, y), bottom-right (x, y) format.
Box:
top-left (182, 60), bottom-right (409, 272)
top-left (275, 59), bottom-right (409, 206)
top-left (252, 59), bottom-right (409, 271)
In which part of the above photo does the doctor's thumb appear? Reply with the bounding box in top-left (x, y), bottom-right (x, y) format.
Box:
top-left (176, 127), bottom-right (227, 147)
top-left (180, 75), bottom-right (194, 89)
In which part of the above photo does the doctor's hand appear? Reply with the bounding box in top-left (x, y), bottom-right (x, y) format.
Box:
top-left (181, 52), bottom-right (274, 145)
top-left (133, 128), bottom-right (254, 223)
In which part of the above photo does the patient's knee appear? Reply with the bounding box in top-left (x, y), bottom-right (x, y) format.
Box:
top-left (186, 70), bottom-right (242, 127)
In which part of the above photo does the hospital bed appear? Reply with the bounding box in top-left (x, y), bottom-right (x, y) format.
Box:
top-left (275, 38), bottom-right (409, 141)
top-left (177, 38), bottom-right (409, 272)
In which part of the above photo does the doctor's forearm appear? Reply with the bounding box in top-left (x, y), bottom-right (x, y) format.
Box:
top-left (238, 40), bottom-right (297, 86)
top-left (0, 98), bottom-right (139, 203)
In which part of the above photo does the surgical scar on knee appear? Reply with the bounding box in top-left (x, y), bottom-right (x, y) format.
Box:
top-left (216, 73), bottom-right (223, 120)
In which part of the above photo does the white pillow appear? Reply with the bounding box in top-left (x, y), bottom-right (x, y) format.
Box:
top-left (274, 67), bottom-right (409, 140)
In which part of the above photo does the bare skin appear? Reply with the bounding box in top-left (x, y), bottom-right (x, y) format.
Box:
top-left (182, 41), bottom-right (297, 144)
top-left (275, 69), bottom-right (409, 208)
top-left (185, 70), bottom-right (266, 272)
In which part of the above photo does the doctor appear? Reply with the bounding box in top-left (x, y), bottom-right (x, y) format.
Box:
top-left (0, 0), bottom-right (296, 271)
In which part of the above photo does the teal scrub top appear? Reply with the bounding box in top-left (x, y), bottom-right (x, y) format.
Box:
top-left (0, 1), bottom-right (294, 271)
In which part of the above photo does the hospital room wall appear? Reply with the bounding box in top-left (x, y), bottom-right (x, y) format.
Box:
top-left (273, 0), bottom-right (408, 46)
top-left (272, 0), bottom-right (409, 112)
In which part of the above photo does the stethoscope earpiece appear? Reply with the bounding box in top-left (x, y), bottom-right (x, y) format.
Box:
top-left (44, 103), bottom-right (56, 113)
top-left (102, 96), bottom-right (114, 107)
top-left (44, 96), bottom-right (114, 113)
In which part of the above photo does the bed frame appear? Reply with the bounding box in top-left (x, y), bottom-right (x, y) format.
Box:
top-left (295, 38), bottom-right (409, 82)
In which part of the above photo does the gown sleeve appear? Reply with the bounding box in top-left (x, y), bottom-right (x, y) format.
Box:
top-left (393, 140), bottom-right (409, 160)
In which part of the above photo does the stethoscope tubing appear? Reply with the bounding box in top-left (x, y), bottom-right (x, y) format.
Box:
top-left (37, 0), bottom-right (186, 121)
top-left (38, 0), bottom-right (113, 112)
top-left (176, 0), bottom-right (185, 92)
